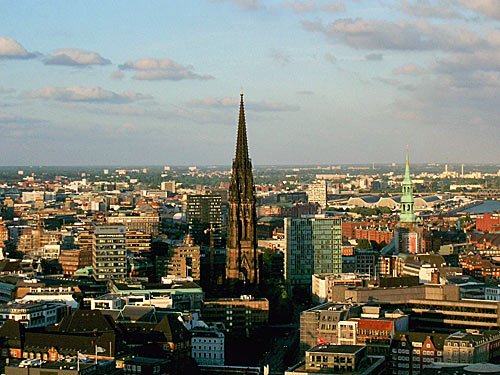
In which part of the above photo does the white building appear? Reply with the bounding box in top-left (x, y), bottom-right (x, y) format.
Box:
top-left (307, 180), bottom-right (327, 209)
top-left (191, 326), bottom-right (225, 366)
top-left (0, 301), bottom-right (67, 328)
top-left (15, 286), bottom-right (79, 309)
top-left (485, 286), bottom-right (500, 301)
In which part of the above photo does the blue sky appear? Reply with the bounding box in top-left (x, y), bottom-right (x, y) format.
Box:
top-left (0, 0), bottom-right (499, 165)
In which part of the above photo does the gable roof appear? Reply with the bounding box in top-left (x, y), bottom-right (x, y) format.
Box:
top-left (154, 315), bottom-right (190, 343)
top-left (58, 309), bottom-right (118, 333)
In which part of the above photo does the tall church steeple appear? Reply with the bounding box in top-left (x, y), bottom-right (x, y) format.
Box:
top-left (226, 93), bottom-right (258, 292)
top-left (400, 146), bottom-right (417, 224)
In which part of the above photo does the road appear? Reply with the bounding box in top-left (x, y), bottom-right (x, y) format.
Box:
top-left (260, 325), bottom-right (299, 374)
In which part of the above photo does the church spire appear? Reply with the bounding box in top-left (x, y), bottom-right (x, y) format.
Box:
top-left (400, 146), bottom-right (416, 223)
top-left (226, 92), bottom-right (258, 292)
top-left (235, 93), bottom-right (249, 165)
top-left (404, 145), bottom-right (411, 184)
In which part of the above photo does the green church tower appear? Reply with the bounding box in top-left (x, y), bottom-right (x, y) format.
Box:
top-left (400, 147), bottom-right (417, 224)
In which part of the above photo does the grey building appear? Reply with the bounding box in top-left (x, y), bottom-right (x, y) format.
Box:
top-left (186, 194), bottom-right (223, 248)
top-left (92, 225), bottom-right (127, 281)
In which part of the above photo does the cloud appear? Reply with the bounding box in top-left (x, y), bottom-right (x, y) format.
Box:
top-left (400, 0), bottom-right (463, 19)
top-left (0, 36), bottom-right (37, 59)
top-left (0, 111), bottom-right (48, 139)
top-left (270, 48), bottom-right (291, 66)
top-left (283, 0), bottom-right (317, 13)
top-left (110, 70), bottom-right (125, 80)
top-left (209, 0), bottom-right (259, 10)
top-left (302, 18), bottom-right (488, 52)
top-left (459, 0), bottom-right (500, 20)
top-left (320, 2), bottom-right (345, 13)
top-left (44, 48), bottom-right (111, 66)
top-left (432, 50), bottom-right (500, 76)
top-left (393, 63), bottom-right (427, 75)
top-left (0, 87), bottom-right (15, 95)
top-left (29, 86), bottom-right (152, 104)
top-left (365, 53), bottom-right (383, 61)
top-left (118, 58), bottom-right (214, 81)
top-left (282, 0), bottom-right (345, 13)
top-left (189, 97), bottom-right (300, 112)
top-left (324, 52), bottom-right (337, 63)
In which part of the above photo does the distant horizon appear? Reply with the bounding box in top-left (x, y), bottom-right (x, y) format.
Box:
top-left (0, 162), bottom-right (498, 169)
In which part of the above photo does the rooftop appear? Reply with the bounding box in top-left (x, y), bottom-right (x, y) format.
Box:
top-left (308, 344), bottom-right (365, 355)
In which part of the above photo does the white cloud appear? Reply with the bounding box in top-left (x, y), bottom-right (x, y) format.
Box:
top-left (119, 58), bottom-right (214, 81)
top-left (29, 86), bottom-right (152, 104)
top-left (459, 0), bottom-right (500, 20)
top-left (283, 0), bottom-right (317, 13)
top-left (393, 63), bottom-right (427, 75)
top-left (110, 71), bottom-right (125, 80)
top-left (302, 18), bottom-right (488, 52)
top-left (320, 2), bottom-right (345, 13)
top-left (209, 0), bottom-right (259, 10)
top-left (44, 48), bottom-right (111, 66)
top-left (400, 0), bottom-right (463, 19)
top-left (282, 0), bottom-right (345, 13)
top-left (0, 36), bottom-right (36, 59)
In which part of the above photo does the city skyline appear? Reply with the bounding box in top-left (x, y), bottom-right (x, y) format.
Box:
top-left (1, 0), bottom-right (499, 166)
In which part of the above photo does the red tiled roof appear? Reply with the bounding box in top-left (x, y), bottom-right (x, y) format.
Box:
top-left (357, 319), bottom-right (394, 332)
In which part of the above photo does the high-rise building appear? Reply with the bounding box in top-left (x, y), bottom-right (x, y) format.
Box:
top-left (92, 225), bottom-right (127, 281)
top-left (160, 180), bottom-right (176, 193)
top-left (226, 93), bottom-right (258, 290)
top-left (0, 218), bottom-right (9, 247)
top-left (284, 216), bottom-right (342, 292)
top-left (186, 194), bottom-right (223, 248)
top-left (307, 180), bottom-right (328, 209)
top-left (396, 148), bottom-right (423, 254)
top-left (168, 235), bottom-right (201, 281)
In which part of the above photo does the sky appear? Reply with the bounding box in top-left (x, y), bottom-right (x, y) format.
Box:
top-left (0, 0), bottom-right (499, 166)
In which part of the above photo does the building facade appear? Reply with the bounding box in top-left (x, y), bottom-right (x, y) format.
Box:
top-left (186, 194), bottom-right (223, 248)
top-left (284, 216), bottom-right (342, 291)
top-left (191, 326), bottom-right (225, 366)
top-left (307, 180), bottom-right (327, 209)
top-left (92, 225), bottom-right (127, 281)
top-left (201, 296), bottom-right (269, 336)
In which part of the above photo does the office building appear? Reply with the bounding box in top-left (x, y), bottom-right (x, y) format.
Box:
top-left (169, 235), bottom-right (201, 281)
top-left (107, 212), bottom-right (160, 236)
top-left (92, 225), bottom-right (127, 281)
top-left (187, 194), bottom-right (223, 248)
top-left (160, 180), bottom-right (176, 193)
top-left (284, 216), bottom-right (342, 291)
top-left (307, 180), bottom-right (327, 209)
top-left (202, 295), bottom-right (269, 336)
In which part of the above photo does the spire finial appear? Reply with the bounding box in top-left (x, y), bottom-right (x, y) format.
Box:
top-left (406, 145), bottom-right (410, 166)
top-left (240, 86), bottom-right (244, 97)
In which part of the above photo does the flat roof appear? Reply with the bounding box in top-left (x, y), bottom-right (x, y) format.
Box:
top-left (308, 344), bottom-right (365, 354)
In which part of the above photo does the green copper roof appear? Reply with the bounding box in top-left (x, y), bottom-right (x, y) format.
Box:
top-left (400, 147), bottom-right (417, 223)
